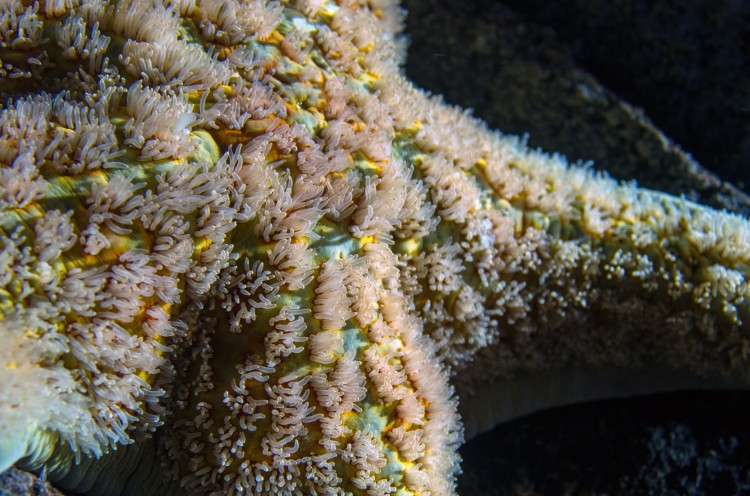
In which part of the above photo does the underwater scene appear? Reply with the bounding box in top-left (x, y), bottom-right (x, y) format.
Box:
top-left (1, 0), bottom-right (749, 495)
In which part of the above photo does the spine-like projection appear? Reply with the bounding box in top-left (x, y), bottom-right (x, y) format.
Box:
top-left (0, 1), bottom-right (748, 495)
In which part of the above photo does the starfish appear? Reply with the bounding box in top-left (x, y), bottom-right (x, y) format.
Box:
top-left (0, 1), bottom-right (749, 495)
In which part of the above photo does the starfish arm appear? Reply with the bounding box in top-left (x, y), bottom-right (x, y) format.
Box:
top-left (376, 75), bottom-right (750, 434)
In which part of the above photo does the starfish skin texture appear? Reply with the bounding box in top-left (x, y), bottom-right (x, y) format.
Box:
top-left (0, 1), bottom-right (749, 495)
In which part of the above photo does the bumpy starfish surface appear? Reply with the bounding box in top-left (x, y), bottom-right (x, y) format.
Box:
top-left (1, 0), bottom-right (749, 495)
